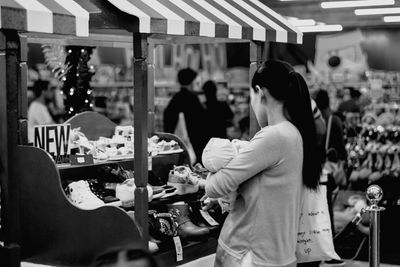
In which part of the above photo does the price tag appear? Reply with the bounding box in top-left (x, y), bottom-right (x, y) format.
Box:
top-left (70, 154), bottom-right (94, 166)
top-left (173, 236), bottom-right (183, 262)
top-left (200, 210), bottom-right (219, 226)
top-left (148, 157), bottom-right (152, 171)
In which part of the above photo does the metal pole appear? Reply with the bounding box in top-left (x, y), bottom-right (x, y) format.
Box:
top-left (366, 185), bottom-right (385, 267)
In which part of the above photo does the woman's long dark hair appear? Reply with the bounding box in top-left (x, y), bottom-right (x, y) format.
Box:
top-left (251, 60), bottom-right (320, 189)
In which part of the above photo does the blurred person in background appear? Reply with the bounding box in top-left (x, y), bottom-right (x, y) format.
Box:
top-left (203, 80), bottom-right (234, 139)
top-left (315, 90), bottom-right (347, 161)
top-left (28, 80), bottom-right (55, 142)
top-left (337, 87), bottom-right (361, 114)
top-left (164, 68), bottom-right (208, 161)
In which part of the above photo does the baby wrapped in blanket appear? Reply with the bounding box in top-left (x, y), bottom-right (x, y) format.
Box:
top-left (202, 138), bottom-right (249, 212)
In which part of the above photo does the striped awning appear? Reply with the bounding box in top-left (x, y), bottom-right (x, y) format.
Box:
top-left (106, 0), bottom-right (302, 44)
top-left (0, 0), bottom-right (89, 36)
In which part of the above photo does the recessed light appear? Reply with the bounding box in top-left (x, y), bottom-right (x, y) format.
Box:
top-left (383, 15), bottom-right (400, 22)
top-left (322, 0), bottom-right (394, 9)
top-left (298, 24), bottom-right (343, 33)
top-left (355, 7), bottom-right (400, 15)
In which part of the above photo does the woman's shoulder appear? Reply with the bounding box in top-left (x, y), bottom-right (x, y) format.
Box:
top-left (262, 121), bottom-right (301, 144)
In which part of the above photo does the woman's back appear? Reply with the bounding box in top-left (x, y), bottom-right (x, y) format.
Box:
top-left (207, 121), bottom-right (304, 267)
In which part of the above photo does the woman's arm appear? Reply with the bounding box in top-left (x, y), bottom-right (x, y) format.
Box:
top-left (205, 127), bottom-right (282, 198)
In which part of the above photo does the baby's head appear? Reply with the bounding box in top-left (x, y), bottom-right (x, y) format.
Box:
top-left (202, 138), bottom-right (238, 172)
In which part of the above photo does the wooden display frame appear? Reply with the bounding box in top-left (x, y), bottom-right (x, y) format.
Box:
top-left (0, 1), bottom-right (265, 266)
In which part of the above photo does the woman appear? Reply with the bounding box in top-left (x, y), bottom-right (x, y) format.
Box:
top-left (204, 60), bottom-right (321, 267)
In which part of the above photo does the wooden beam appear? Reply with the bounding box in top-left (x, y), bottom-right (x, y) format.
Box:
top-left (0, 29), bottom-right (22, 267)
top-left (133, 32), bottom-right (149, 247)
top-left (148, 43), bottom-right (155, 134)
top-left (149, 33), bottom-right (250, 45)
top-left (25, 33), bottom-right (133, 48)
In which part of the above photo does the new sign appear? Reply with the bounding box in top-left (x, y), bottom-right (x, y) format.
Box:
top-left (34, 124), bottom-right (71, 164)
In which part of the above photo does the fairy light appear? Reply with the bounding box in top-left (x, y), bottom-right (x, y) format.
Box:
top-left (68, 49), bottom-right (72, 54)
top-left (87, 90), bottom-right (92, 95)
top-left (69, 107), bottom-right (74, 112)
top-left (89, 103), bottom-right (93, 108)
top-left (85, 99), bottom-right (89, 103)
top-left (60, 91), bottom-right (63, 95)
top-left (81, 49), bottom-right (85, 53)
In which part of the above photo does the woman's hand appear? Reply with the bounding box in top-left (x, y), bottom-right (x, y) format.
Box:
top-left (200, 194), bottom-right (219, 211)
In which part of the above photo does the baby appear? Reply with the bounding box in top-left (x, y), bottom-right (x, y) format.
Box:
top-left (202, 138), bottom-right (249, 212)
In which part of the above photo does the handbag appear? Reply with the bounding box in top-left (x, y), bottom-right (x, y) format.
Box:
top-left (325, 115), bottom-right (347, 187)
top-left (296, 185), bottom-right (341, 263)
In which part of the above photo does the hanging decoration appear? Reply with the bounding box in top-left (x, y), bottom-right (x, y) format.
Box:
top-left (61, 46), bottom-right (95, 118)
top-left (42, 45), bottom-right (96, 118)
top-left (42, 44), bottom-right (71, 81)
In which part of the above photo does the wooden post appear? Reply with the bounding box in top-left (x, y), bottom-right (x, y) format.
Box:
top-left (249, 41), bottom-right (263, 138)
top-left (147, 43), bottom-right (155, 134)
top-left (133, 32), bottom-right (149, 247)
top-left (0, 30), bottom-right (23, 267)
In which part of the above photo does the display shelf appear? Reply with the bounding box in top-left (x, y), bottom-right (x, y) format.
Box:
top-left (155, 237), bottom-right (218, 266)
top-left (57, 152), bottom-right (183, 171)
top-left (15, 145), bottom-right (143, 267)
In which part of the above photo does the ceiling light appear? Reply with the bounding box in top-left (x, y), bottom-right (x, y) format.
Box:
top-left (383, 16), bottom-right (400, 22)
top-left (288, 19), bottom-right (316, 26)
top-left (322, 0), bottom-right (394, 9)
top-left (298, 24), bottom-right (343, 33)
top-left (355, 7), bottom-right (400, 15)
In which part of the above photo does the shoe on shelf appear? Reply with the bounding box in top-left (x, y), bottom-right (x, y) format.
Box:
top-left (87, 179), bottom-right (120, 203)
top-left (161, 185), bottom-right (177, 198)
top-left (65, 180), bottom-right (104, 210)
top-left (167, 202), bottom-right (209, 241)
top-left (167, 166), bottom-right (199, 195)
top-left (192, 163), bottom-right (209, 180)
top-left (323, 259), bottom-right (345, 266)
top-left (116, 179), bottom-right (153, 207)
top-left (149, 240), bottom-right (159, 253)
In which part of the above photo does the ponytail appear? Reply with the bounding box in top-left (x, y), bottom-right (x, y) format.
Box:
top-left (251, 60), bottom-right (321, 190)
top-left (287, 72), bottom-right (321, 190)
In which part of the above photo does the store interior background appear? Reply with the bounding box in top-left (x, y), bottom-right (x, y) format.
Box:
top-left (6, 0), bottom-right (400, 266)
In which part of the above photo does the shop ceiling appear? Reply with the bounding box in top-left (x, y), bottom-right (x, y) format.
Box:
top-left (264, 0), bottom-right (400, 28)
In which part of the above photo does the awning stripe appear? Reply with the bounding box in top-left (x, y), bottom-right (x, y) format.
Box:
top-left (125, 0), bottom-right (168, 34)
top-left (0, 0), bottom-right (301, 43)
top-left (0, 0), bottom-right (89, 36)
top-left (52, 0), bottom-right (89, 37)
top-left (170, 0), bottom-right (215, 37)
top-left (195, 0), bottom-right (241, 39)
top-left (186, 0), bottom-right (229, 38)
top-left (213, 0), bottom-right (265, 41)
top-left (142, 0), bottom-right (185, 35)
top-left (206, 0), bottom-right (254, 40)
top-left (109, 0), bottom-right (152, 33)
top-left (247, 0), bottom-right (303, 44)
top-left (158, 0), bottom-right (201, 36)
top-left (14, 0), bottom-right (53, 33)
top-left (233, 0), bottom-right (285, 42)
top-left (37, 0), bottom-right (75, 36)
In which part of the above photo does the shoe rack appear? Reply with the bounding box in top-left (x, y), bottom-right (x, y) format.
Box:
top-left (15, 111), bottom-right (218, 266)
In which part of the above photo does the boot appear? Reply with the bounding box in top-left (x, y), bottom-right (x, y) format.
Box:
top-left (167, 202), bottom-right (209, 241)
